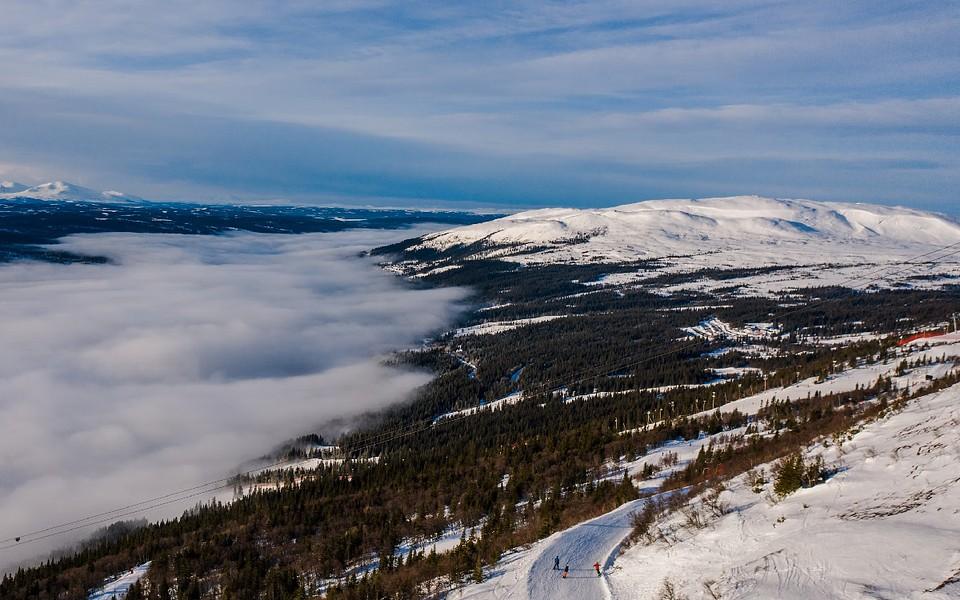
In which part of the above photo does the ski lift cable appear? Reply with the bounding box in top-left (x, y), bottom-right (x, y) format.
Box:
top-left (0, 453), bottom-right (311, 546)
top-left (0, 486), bottom-right (230, 551)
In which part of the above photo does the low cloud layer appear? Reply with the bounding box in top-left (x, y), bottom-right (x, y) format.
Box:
top-left (0, 228), bottom-right (468, 569)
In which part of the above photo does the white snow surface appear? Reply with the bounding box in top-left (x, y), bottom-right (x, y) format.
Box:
top-left (0, 181), bottom-right (28, 194)
top-left (0, 180), bottom-right (142, 203)
top-left (434, 391), bottom-right (524, 422)
top-left (608, 381), bottom-right (960, 599)
top-left (449, 379), bottom-right (960, 599)
top-left (693, 340), bottom-right (960, 421)
top-left (453, 316), bottom-right (568, 337)
top-left (450, 498), bottom-right (648, 600)
top-left (416, 197), bottom-right (960, 262)
top-left (905, 331), bottom-right (960, 346)
top-left (406, 197), bottom-right (960, 294)
top-left (88, 562), bottom-right (150, 600)
top-left (447, 342), bottom-right (960, 599)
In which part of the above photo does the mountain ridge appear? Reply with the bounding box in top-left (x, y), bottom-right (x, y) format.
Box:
top-left (412, 196), bottom-right (960, 265)
top-left (377, 195), bottom-right (960, 297)
top-left (0, 180), bottom-right (144, 203)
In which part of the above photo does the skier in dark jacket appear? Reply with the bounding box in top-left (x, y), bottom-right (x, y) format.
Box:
top-left (562, 564), bottom-right (569, 579)
top-left (553, 555), bottom-right (560, 570)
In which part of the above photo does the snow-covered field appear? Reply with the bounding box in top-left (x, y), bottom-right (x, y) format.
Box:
top-left (447, 426), bottom-right (736, 600)
top-left (608, 381), bottom-right (960, 599)
top-left (803, 331), bottom-right (889, 346)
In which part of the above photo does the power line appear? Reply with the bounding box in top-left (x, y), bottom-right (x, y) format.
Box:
top-left (3, 239), bottom-right (959, 550)
top-left (0, 454), bottom-right (302, 547)
top-left (0, 487), bottom-right (226, 551)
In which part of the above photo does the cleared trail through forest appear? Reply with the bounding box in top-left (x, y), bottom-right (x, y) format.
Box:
top-left (525, 498), bottom-right (643, 599)
top-left (455, 497), bottom-right (645, 599)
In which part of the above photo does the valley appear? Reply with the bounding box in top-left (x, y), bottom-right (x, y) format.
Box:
top-left (3, 196), bottom-right (960, 600)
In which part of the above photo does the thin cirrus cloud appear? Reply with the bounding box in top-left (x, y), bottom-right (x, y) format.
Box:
top-left (0, 1), bottom-right (957, 210)
top-left (0, 227), bottom-right (469, 569)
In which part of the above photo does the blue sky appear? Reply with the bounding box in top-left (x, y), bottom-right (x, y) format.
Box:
top-left (0, 1), bottom-right (958, 212)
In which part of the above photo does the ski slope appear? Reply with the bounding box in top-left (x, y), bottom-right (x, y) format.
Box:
top-left (454, 316), bottom-right (568, 337)
top-left (450, 379), bottom-right (960, 599)
top-left (88, 562), bottom-right (150, 600)
top-left (434, 391), bottom-right (525, 422)
top-left (452, 499), bottom-right (645, 600)
top-left (448, 345), bottom-right (960, 599)
top-left (608, 381), bottom-right (960, 599)
top-left (450, 427), bottom-right (730, 599)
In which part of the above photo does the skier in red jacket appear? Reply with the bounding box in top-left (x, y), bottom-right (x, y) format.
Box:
top-left (593, 561), bottom-right (601, 577)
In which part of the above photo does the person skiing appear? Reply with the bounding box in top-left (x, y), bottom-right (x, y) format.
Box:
top-left (562, 564), bottom-right (569, 579)
top-left (553, 555), bottom-right (560, 570)
top-left (593, 561), bottom-right (601, 577)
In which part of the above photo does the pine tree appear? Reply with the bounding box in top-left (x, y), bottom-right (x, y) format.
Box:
top-left (773, 454), bottom-right (804, 497)
top-left (472, 557), bottom-right (484, 583)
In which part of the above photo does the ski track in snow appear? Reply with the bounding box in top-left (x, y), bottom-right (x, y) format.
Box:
top-left (87, 562), bottom-right (150, 600)
top-left (449, 429), bottom-right (727, 600)
top-left (452, 500), bottom-right (645, 600)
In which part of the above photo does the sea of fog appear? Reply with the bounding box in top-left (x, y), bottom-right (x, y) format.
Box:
top-left (0, 227), bottom-right (469, 569)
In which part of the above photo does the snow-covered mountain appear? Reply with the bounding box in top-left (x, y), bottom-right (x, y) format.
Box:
top-left (387, 196), bottom-right (960, 294)
top-left (413, 196), bottom-right (960, 265)
top-left (0, 180), bottom-right (144, 203)
top-left (0, 181), bottom-right (29, 194)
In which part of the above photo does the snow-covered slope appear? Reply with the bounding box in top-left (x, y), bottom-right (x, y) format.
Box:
top-left (608, 381), bottom-right (960, 599)
top-left (0, 181), bottom-right (29, 194)
top-left (393, 196), bottom-right (960, 294)
top-left (0, 180), bottom-right (143, 203)
top-left (450, 379), bottom-right (960, 600)
top-left (88, 562), bottom-right (150, 600)
top-left (415, 197), bottom-right (960, 265)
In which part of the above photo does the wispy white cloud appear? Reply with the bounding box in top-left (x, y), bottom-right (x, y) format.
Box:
top-left (0, 1), bottom-right (957, 207)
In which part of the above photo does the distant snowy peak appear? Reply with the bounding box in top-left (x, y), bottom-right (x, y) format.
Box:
top-left (0, 180), bottom-right (144, 203)
top-left (0, 181), bottom-right (29, 194)
top-left (411, 196), bottom-right (960, 265)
